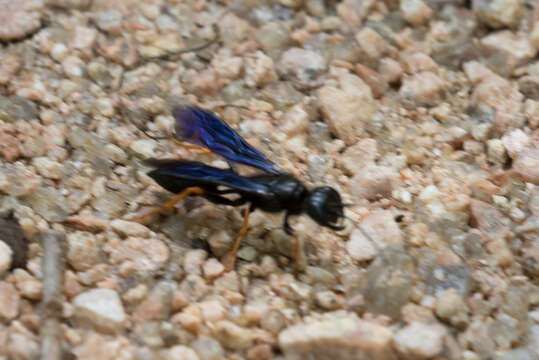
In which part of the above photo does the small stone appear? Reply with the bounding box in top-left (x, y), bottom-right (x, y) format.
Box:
top-left (487, 138), bottom-right (508, 165)
top-left (518, 75), bottom-right (539, 101)
top-left (132, 281), bottom-right (173, 323)
top-left (67, 231), bottom-right (100, 272)
top-left (401, 0), bottom-right (433, 26)
top-left (318, 71), bottom-right (375, 145)
top-left (130, 139), bottom-right (156, 158)
top-left (191, 336), bottom-right (225, 360)
top-left (400, 71), bottom-right (445, 106)
top-left (472, 0), bottom-right (523, 29)
top-left (12, 269), bottom-right (42, 300)
top-left (480, 31), bottom-right (536, 76)
top-left (378, 57), bottom-right (403, 84)
top-left (32, 157), bottom-right (63, 179)
top-left (360, 211), bottom-right (403, 247)
top-left (183, 249), bottom-right (207, 275)
top-left (435, 288), bottom-right (469, 327)
top-left (202, 258), bottom-right (225, 281)
top-left (7, 331), bottom-right (39, 360)
top-left (133, 322), bottom-right (164, 348)
top-left (355, 28), bottom-right (392, 67)
top-left (237, 246), bottom-right (257, 262)
top-left (103, 144), bottom-right (128, 164)
top-left (95, 98), bottom-right (115, 118)
top-left (315, 290), bottom-right (341, 310)
top-left (394, 322), bottom-right (445, 359)
top-left (199, 300), bottom-right (226, 323)
top-left (0, 281), bottom-right (20, 321)
top-left (71, 25), bottom-right (96, 50)
top-left (50, 43), bottom-right (68, 62)
top-left (347, 228), bottom-right (377, 261)
top-left (348, 164), bottom-right (396, 201)
top-left (279, 313), bottom-right (394, 359)
top-left (244, 51), bottom-right (278, 88)
top-left (355, 64), bottom-right (388, 98)
top-left (0, 0), bottom-right (43, 41)
top-left (72, 288), bottom-right (126, 332)
top-left (165, 346), bottom-right (199, 360)
top-left (110, 220), bottom-right (150, 238)
top-left (279, 47), bottom-right (325, 88)
top-left (0, 163), bottom-right (41, 197)
top-left (0, 241), bottom-right (13, 275)
top-left (213, 320), bottom-right (254, 350)
top-left (514, 148), bottom-right (539, 185)
top-left (502, 129), bottom-right (529, 158)
top-left (106, 237), bottom-right (169, 274)
top-left (62, 56), bottom-right (84, 78)
top-left (403, 53), bottom-right (438, 74)
top-left (122, 284), bottom-right (148, 305)
top-left (94, 9), bottom-right (123, 34)
top-left (255, 21), bottom-right (291, 55)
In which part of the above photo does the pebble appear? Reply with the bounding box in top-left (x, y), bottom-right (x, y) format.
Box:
top-left (72, 25), bottom-right (97, 50)
top-left (130, 139), bottom-right (157, 158)
top-left (213, 320), bottom-right (254, 350)
top-left (0, 281), bottom-right (20, 321)
top-left (279, 313), bottom-right (394, 360)
top-left (50, 43), bottom-right (68, 62)
top-left (165, 346), bottom-right (199, 360)
top-left (359, 211), bottom-right (403, 247)
top-left (472, 0), bottom-right (523, 28)
top-left (401, 0), bottom-right (433, 26)
top-left (72, 288), bottom-right (126, 332)
top-left (502, 129), bottom-right (529, 158)
top-left (435, 288), bottom-right (469, 327)
top-left (202, 258), bottom-right (225, 281)
top-left (0, 240), bottom-right (13, 275)
top-left (133, 281), bottom-right (173, 323)
top-left (191, 336), bottom-right (225, 360)
top-left (348, 164), bottom-right (396, 201)
top-left (106, 237), bottom-right (169, 274)
top-left (12, 269), bottom-right (42, 300)
top-left (318, 70), bottom-right (376, 145)
top-left (347, 227), bottom-right (377, 261)
top-left (32, 157), bottom-right (63, 179)
top-left (514, 148), bottom-right (539, 185)
top-left (199, 300), bottom-right (226, 323)
top-left (0, 163), bottom-right (41, 197)
top-left (244, 51), bottom-right (278, 88)
top-left (355, 64), bottom-right (388, 98)
top-left (110, 220), bottom-right (150, 238)
top-left (519, 75), bottom-right (539, 101)
top-left (480, 31), bottom-right (536, 76)
top-left (355, 28), bottom-right (393, 67)
top-left (400, 71), bottom-right (445, 106)
top-left (67, 231), bottom-right (100, 272)
top-left (279, 47), bottom-right (325, 88)
top-left (378, 57), bottom-right (403, 84)
top-left (393, 322), bottom-right (445, 359)
top-left (0, 0), bottom-right (43, 41)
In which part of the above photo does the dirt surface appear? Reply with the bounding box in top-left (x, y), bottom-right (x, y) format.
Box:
top-left (0, 0), bottom-right (538, 359)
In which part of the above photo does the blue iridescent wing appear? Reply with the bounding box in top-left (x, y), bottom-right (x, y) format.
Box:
top-left (146, 159), bottom-right (271, 196)
top-left (172, 107), bottom-right (281, 174)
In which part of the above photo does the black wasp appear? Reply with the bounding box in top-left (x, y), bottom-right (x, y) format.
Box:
top-left (132, 106), bottom-right (345, 270)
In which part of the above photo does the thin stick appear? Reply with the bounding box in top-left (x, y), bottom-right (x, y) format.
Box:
top-left (40, 231), bottom-right (65, 360)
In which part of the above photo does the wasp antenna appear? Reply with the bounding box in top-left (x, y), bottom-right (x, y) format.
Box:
top-left (120, 98), bottom-right (168, 141)
top-left (144, 24), bottom-right (220, 61)
top-left (212, 104), bottom-right (250, 111)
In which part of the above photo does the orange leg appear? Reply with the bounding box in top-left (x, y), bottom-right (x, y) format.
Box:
top-left (223, 207), bottom-right (251, 271)
top-left (126, 187), bottom-right (204, 221)
top-left (168, 135), bottom-right (212, 155)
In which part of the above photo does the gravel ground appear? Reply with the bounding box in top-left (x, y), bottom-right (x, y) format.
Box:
top-left (0, 0), bottom-right (538, 359)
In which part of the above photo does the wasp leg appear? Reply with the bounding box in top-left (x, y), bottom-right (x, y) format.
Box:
top-left (283, 214), bottom-right (301, 272)
top-left (223, 206), bottom-right (251, 271)
top-left (126, 187), bottom-right (204, 222)
top-left (168, 135), bottom-right (212, 155)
